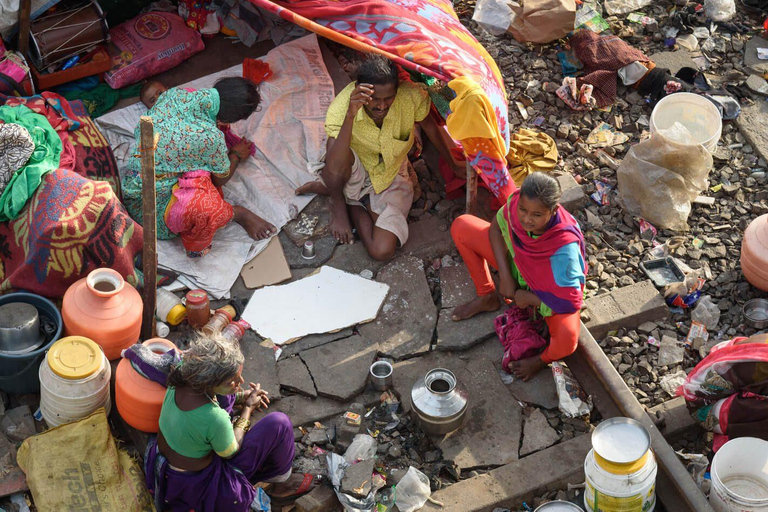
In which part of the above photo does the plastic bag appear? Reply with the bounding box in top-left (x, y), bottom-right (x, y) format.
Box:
top-left (472, 0), bottom-right (514, 35)
top-left (617, 127), bottom-right (713, 231)
top-left (552, 362), bottom-right (592, 418)
top-left (691, 295), bottom-right (720, 330)
top-left (344, 434), bottom-right (377, 464)
top-left (327, 453), bottom-right (376, 512)
top-left (704, 0), bottom-right (736, 21)
top-left (604, 0), bottom-right (652, 15)
top-left (394, 467), bottom-right (431, 512)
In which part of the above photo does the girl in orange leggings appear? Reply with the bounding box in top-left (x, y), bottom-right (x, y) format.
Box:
top-left (450, 173), bottom-right (587, 381)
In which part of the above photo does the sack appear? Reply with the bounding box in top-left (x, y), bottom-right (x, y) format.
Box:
top-left (704, 0), bottom-right (736, 21)
top-left (0, 52), bottom-right (35, 96)
top-left (617, 125), bottom-right (713, 231)
top-left (105, 12), bottom-right (204, 89)
top-left (507, 0), bottom-right (576, 44)
top-left (16, 409), bottom-right (153, 511)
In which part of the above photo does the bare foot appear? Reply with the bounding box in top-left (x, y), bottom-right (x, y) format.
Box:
top-left (267, 473), bottom-right (320, 499)
top-left (295, 181), bottom-right (329, 196)
top-left (452, 294), bottom-right (501, 321)
top-left (233, 206), bottom-right (276, 241)
top-left (509, 356), bottom-right (547, 382)
top-left (329, 199), bottom-right (353, 244)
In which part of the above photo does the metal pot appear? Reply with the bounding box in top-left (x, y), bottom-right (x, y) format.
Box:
top-left (743, 298), bottom-right (768, 330)
top-left (410, 368), bottom-right (468, 435)
top-left (0, 302), bottom-right (43, 355)
top-left (370, 360), bottom-right (393, 391)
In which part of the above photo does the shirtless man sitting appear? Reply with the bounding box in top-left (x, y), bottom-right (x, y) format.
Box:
top-left (298, 55), bottom-right (462, 261)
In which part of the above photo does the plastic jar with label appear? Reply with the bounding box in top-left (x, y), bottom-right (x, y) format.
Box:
top-left (221, 320), bottom-right (251, 343)
top-left (201, 308), bottom-right (234, 337)
top-left (185, 289), bottom-right (210, 329)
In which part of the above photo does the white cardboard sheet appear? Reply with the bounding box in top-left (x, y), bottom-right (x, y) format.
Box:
top-left (241, 266), bottom-right (390, 345)
top-left (96, 34), bottom-right (332, 298)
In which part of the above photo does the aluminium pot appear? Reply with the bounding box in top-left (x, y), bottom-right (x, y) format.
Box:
top-left (410, 368), bottom-right (468, 435)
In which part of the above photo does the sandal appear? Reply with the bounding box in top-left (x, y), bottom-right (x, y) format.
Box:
top-left (267, 473), bottom-right (321, 505)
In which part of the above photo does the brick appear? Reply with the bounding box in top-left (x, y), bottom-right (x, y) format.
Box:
top-left (556, 174), bottom-right (588, 214)
top-left (583, 280), bottom-right (669, 340)
top-left (295, 484), bottom-right (340, 512)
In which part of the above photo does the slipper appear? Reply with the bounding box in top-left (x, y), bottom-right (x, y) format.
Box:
top-left (268, 473), bottom-right (319, 505)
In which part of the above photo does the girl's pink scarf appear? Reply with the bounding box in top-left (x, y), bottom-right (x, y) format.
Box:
top-left (500, 191), bottom-right (587, 314)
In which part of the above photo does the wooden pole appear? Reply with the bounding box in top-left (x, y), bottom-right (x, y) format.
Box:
top-left (18, 0), bottom-right (32, 57)
top-left (465, 160), bottom-right (477, 215)
top-left (139, 116), bottom-right (157, 340)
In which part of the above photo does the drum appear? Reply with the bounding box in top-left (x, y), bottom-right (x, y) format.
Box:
top-left (29, 1), bottom-right (108, 70)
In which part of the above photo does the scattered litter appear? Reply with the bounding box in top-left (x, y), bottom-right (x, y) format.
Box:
top-left (692, 237), bottom-right (705, 249)
top-left (758, 48), bottom-right (768, 60)
top-left (591, 180), bottom-right (613, 206)
top-left (684, 321), bottom-right (710, 349)
top-left (585, 122), bottom-right (630, 147)
top-left (552, 362), bottom-right (592, 418)
top-left (394, 467), bottom-right (432, 512)
top-left (575, 4), bottom-right (610, 33)
top-left (665, 274), bottom-right (706, 309)
top-left (344, 434), bottom-right (377, 464)
top-left (677, 34), bottom-right (700, 51)
top-left (639, 219), bottom-right (657, 241)
top-left (691, 295), bottom-right (720, 330)
top-left (344, 412), bottom-right (362, 426)
top-left (648, 336), bottom-right (661, 347)
top-left (660, 370), bottom-right (688, 396)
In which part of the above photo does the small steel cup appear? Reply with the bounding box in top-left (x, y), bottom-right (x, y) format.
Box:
top-left (370, 360), bottom-right (393, 391)
top-left (301, 241), bottom-right (316, 260)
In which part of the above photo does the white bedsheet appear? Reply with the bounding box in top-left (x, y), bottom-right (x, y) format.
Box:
top-left (96, 34), bottom-right (331, 298)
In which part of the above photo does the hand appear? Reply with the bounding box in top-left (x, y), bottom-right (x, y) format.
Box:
top-left (244, 382), bottom-right (270, 410)
top-left (498, 275), bottom-right (517, 302)
top-left (514, 289), bottom-right (538, 309)
top-left (232, 139), bottom-right (253, 161)
top-left (347, 84), bottom-right (373, 117)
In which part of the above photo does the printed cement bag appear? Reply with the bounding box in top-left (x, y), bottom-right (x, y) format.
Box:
top-left (16, 409), bottom-right (153, 511)
top-left (105, 12), bottom-right (204, 89)
top-left (507, 0), bottom-right (577, 44)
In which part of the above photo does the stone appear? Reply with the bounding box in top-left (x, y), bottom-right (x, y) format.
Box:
top-left (648, 50), bottom-right (699, 75)
top-left (302, 335), bottom-right (378, 402)
top-left (359, 256), bottom-right (437, 360)
top-left (295, 485), bottom-right (341, 512)
top-left (505, 367), bottom-right (559, 409)
top-left (326, 242), bottom-right (387, 277)
top-left (272, 391), bottom-right (381, 427)
top-left (277, 356), bottom-right (317, 398)
top-left (736, 101), bottom-right (768, 163)
top-left (303, 427), bottom-right (332, 446)
top-left (341, 458), bottom-right (375, 499)
top-left (440, 264), bottom-right (476, 309)
top-left (279, 232), bottom-right (337, 269)
top-left (556, 174), bottom-right (589, 213)
top-left (746, 75), bottom-right (768, 96)
top-left (520, 408), bottom-right (560, 456)
top-left (582, 280), bottom-right (670, 340)
top-left (435, 308), bottom-right (497, 352)
top-left (658, 335), bottom-right (685, 367)
top-left (281, 328), bottom-right (355, 357)
top-left (745, 37), bottom-right (768, 74)
top-left (637, 321), bottom-right (658, 335)
top-left (400, 216), bottom-right (455, 261)
top-left (240, 331), bottom-right (282, 401)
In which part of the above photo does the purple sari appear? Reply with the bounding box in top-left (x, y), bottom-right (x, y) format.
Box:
top-left (144, 394), bottom-right (295, 512)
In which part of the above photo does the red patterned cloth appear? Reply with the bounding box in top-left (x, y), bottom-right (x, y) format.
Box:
top-left (0, 94), bottom-right (142, 298)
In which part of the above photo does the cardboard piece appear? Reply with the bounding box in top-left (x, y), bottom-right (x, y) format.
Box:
top-left (241, 266), bottom-right (389, 345)
top-left (507, 0), bottom-right (577, 44)
top-left (240, 237), bottom-right (292, 289)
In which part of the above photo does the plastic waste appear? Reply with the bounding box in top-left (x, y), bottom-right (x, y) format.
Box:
top-left (327, 452), bottom-right (377, 511)
top-left (376, 486), bottom-right (396, 512)
top-left (604, 0), bottom-right (652, 15)
top-left (394, 467), bottom-right (431, 512)
top-left (691, 295), bottom-right (721, 330)
top-left (704, 0), bottom-right (736, 21)
top-left (344, 434), bottom-right (377, 464)
top-left (552, 362), bottom-right (592, 418)
top-left (472, 0), bottom-right (514, 35)
top-left (617, 125), bottom-right (713, 231)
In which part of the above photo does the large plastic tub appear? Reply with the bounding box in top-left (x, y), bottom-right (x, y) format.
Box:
top-left (650, 92), bottom-right (722, 154)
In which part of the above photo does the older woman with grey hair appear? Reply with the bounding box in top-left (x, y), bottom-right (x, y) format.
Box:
top-left (143, 335), bottom-right (315, 511)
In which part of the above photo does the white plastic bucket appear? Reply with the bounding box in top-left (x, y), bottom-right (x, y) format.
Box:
top-left (584, 448), bottom-right (657, 512)
top-left (39, 352), bottom-right (111, 427)
top-left (650, 92), bottom-right (722, 154)
top-left (710, 437), bottom-right (768, 512)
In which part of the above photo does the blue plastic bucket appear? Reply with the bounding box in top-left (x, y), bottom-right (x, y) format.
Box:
top-left (0, 292), bottom-right (63, 394)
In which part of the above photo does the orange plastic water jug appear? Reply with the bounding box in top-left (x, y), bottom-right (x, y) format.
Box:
top-left (62, 268), bottom-right (143, 360)
top-left (741, 214), bottom-right (768, 292)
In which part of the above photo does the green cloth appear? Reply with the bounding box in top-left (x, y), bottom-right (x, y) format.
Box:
top-left (62, 83), bottom-right (144, 118)
top-left (0, 105), bottom-right (61, 222)
top-left (158, 387), bottom-right (238, 459)
top-left (496, 207), bottom-right (553, 318)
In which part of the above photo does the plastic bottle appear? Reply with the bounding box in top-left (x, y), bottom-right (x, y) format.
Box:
top-left (221, 319), bottom-right (251, 343)
top-left (201, 308), bottom-right (234, 337)
top-left (156, 289), bottom-right (186, 326)
top-left (185, 289), bottom-right (210, 329)
top-left (156, 321), bottom-right (170, 338)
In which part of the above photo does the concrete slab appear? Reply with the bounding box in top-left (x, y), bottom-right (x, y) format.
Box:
top-left (736, 101), bottom-right (768, 163)
top-left (279, 232), bottom-right (337, 269)
top-left (440, 264), bottom-right (476, 309)
top-left (648, 396), bottom-right (700, 441)
top-left (556, 174), bottom-right (589, 214)
top-left (281, 328), bottom-right (355, 358)
top-left (582, 280), bottom-right (669, 340)
top-left (400, 216), bottom-right (455, 261)
top-left (302, 335), bottom-right (378, 402)
top-left (359, 256), bottom-right (437, 360)
top-left (649, 50), bottom-right (699, 74)
top-left (282, 195), bottom-right (333, 246)
top-left (520, 408), bottom-right (561, 457)
top-left (326, 242), bottom-right (387, 277)
top-left (277, 356), bottom-right (317, 398)
top-left (241, 332), bottom-right (282, 401)
top-left (506, 367), bottom-right (560, 409)
top-left (421, 435), bottom-right (592, 511)
top-left (393, 353), bottom-right (523, 471)
top-left (435, 308), bottom-right (498, 352)
top-left (744, 36), bottom-right (768, 74)
top-left (272, 390), bottom-right (381, 427)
